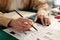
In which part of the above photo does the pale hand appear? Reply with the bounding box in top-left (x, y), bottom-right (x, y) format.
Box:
top-left (9, 18), bottom-right (32, 32)
top-left (34, 11), bottom-right (50, 26)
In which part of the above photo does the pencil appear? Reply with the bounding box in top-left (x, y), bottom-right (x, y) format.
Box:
top-left (14, 10), bottom-right (38, 31)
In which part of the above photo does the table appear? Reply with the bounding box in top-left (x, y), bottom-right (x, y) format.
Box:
top-left (0, 11), bottom-right (36, 40)
top-left (0, 10), bottom-right (60, 40)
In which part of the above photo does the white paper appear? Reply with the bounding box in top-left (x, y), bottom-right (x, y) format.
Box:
top-left (3, 15), bottom-right (60, 40)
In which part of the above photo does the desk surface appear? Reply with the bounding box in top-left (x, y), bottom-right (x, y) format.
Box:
top-left (0, 11), bottom-right (60, 40)
top-left (0, 14), bottom-right (35, 40)
top-left (0, 26), bottom-right (18, 40)
top-left (3, 15), bottom-right (60, 40)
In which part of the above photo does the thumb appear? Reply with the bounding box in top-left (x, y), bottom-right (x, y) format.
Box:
top-left (34, 16), bottom-right (37, 23)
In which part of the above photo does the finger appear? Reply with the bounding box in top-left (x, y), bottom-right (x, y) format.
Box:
top-left (20, 18), bottom-right (33, 25)
top-left (18, 18), bottom-right (25, 22)
top-left (24, 22), bottom-right (29, 25)
top-left (12, 19), bottom-right (29, 32)
top-left (45, 18), bottom-right (48, 25)
top-left (23, 21), bottom-right (32, 25)
top-left (18, 19), bottom-right (31, 29)
top-left (19, 18), bottom-right (31, 22)
top-left (17, 18), bottom-right (24, 25)
top-left (16, 26), bottom-right (23, 32)
top-left (34, 16), bottom-right (37, 22)
top-left (24, 23), bottom-right (31, 28)
top-left (16, 20), bottom-right (25, 31)
top-left (11, 20), bottom-right (22, 27)
top-left (47, 18), bottom-right (51, 25)
top-left (18, 18), bottom-right (32, 25)
top-left (22, 25), bottom-right (31, 31)
top-left (28, 21), bottom-right (33, 25)
top-left (40, 16), bottom-right (45, 25)
top-left (12, 25), bottom-right (23, 32)
top-left (27, 19), bottom-right (33, 25)
top-left (21, 21), bottom-right (31, 29)
top-left (18, 18), bottom-right (29, 22)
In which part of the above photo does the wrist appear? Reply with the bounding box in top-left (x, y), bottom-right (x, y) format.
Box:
top-left (8, 19), bottom-right (13, 28)
top-left (37, 10), bottom-right (49, 18)
top-left (38, 10), bottom-right (48, 15)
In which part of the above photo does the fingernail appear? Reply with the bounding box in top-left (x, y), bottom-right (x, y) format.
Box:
top-left (34, 21), bottom-right (36, 23)
top-left (24, 22), bottom-right (28, 25)
top-left (29, 21), bottom-right (32, 24)
top-left (43, 24), bottom-right (45, 26)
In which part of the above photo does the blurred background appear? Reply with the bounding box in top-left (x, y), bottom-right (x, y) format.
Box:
top-left (46, 0), bottom-right (53, 7)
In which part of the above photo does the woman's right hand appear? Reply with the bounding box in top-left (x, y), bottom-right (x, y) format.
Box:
top-left (9, 18), bottom-right (32, 32)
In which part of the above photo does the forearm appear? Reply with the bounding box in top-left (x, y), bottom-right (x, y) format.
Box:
top-left (33, 0), bottom-right (50, 25)
top-left (37, 3), bottom-right (49, 15)
top-left (33, 0), bottom-right (49, 15)
top-left (0, 12), bottom-right (12, 27)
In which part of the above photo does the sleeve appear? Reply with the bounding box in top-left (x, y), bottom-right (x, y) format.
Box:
top-left (0, 12), bottom-right (12, 27)
top-left (32, 0), bottom-right (49, 14)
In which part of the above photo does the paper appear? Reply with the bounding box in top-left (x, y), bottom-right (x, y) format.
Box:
top-left (4, 10), bottom-right (36, 19)
top-left (3, 15), bottom-right (60, 40)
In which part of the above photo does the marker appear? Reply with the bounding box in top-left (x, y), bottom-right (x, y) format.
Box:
top-left (55, 15), bottom-right (60, 19)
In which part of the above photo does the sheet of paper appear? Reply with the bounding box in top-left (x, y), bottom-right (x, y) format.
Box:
top-left (3, 15), bottom-right (60, 40)
top-left (4, 11), bottom-right (36, 19)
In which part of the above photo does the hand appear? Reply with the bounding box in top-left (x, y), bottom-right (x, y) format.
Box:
top-left (9, 18), bottom-right (32, 32)
top-left (34, 11), bottom-right (50, 26)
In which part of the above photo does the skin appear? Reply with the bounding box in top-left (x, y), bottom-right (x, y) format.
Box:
top-left (0, 0), bottom-right (50, 32)
top-left (34, 10), bottom-right (50, 26)
top-left (8, 0), bottom-right (50, 32)
top-left (9, 18), bottom-right (32, 32)
top-left (9, 12), bottom-right (50, 32)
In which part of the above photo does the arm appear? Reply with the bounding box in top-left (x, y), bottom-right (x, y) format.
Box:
top-left (0, 0), bottom-right (32, 31)
top-left (0, 12), bottom-right (12, 27)
top-left (33, 0), bottom-right (49, 15)
top-left (0, 12), bottom-right (32, 31)
top-left (32, 0), bottom-right (50, 25)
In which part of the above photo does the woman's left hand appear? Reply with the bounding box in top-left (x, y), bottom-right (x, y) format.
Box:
top-left (34, 10), bottom-right (50, 26)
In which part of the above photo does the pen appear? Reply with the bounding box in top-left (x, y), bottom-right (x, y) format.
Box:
top-left (14, 10), bottom-right (38, 31)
